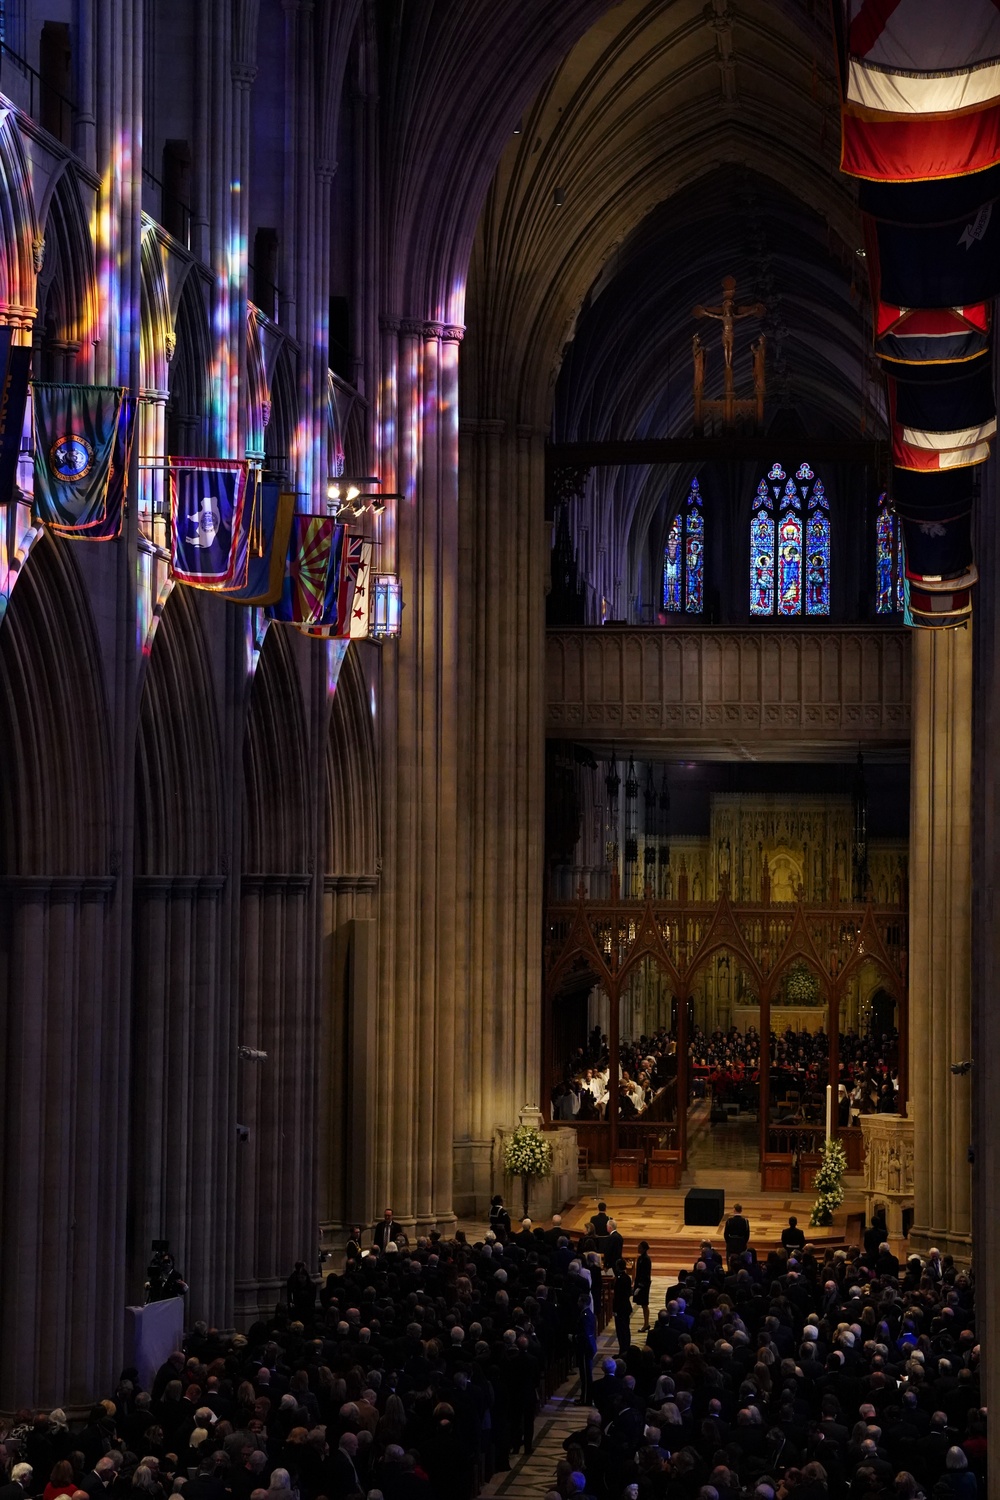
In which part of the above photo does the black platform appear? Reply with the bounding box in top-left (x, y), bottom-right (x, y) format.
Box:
top-left (684, 1186), bottom-right (725, 1226)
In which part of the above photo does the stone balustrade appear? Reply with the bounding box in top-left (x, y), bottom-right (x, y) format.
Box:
top-left (546, 627), bottom-right (911, 753)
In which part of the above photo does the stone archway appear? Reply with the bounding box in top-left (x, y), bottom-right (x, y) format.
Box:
top-left (130, 583), bottom-right (234, 1326)
top-left (0, 534), bottom-right (119, 1407)
top-left (236, 623), bottom-right (319, 1319)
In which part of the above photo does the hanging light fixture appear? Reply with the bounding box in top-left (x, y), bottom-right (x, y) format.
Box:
top-left (370, 574), bottom-right (403, 639)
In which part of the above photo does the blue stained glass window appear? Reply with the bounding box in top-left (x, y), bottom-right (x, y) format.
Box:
top-left (750, 510), bottom-right (775, 616)
top-left (750, 461), bottom-right (830, 617)
top-left (875, 492), bottom-right (904, 614)
top-left (685, 481), bottom-right (704, 612)
top-left (663, 477), bottom-right (705, 615)
top-left (663, 515), bottom-right (682, 611)
top-left (777, 512), bottom-right (802, 614)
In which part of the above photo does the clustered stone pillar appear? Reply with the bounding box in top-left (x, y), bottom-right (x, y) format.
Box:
top-left (452, 418), bottom-right (549, 1215)
top-left (0, 878), bottom-right (118, 1408)
top-left (908, 625), bottom-right (972, 1260)
top-left (371, 317), bottom-right (462, 1235)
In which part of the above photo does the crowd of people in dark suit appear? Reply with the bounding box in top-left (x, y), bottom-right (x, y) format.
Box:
top-left (545, 1219), bottom-right (982, 1500)
top-left (0, 1206), bottom-right (982, 1500)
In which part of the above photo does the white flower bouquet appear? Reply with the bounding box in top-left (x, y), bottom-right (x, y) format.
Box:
top-left (809, 1137), bottom-right (847, 1226)
top-left (504, 1123), bottom-right (553, 1180)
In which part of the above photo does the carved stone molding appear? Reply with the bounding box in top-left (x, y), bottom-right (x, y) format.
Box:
top-left (546, 628), bottom-right (911, 752)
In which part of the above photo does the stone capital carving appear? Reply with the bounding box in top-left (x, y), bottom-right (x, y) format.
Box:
top-left (424, 321), bottom-right (445, 340)
top-left (442, 323), bottom-right (465, 343)
top-left (399, 317), bottom-right (425, 338)
top-left (379, 314), bottom-right (401, 335)
top-left (232, 61), bottom-right (258, 89)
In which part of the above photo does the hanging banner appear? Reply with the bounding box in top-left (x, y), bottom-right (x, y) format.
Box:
top-left (297, 535), bottom-right (372, 639)
top-left (266, 516), bottom-right (345, 627)
top-left (837, 2), bottom-right (1000, 181)
top-left (864, 202), bottom-right (1000, 309)
top-left (889, 361), bottom-right (996, 450)
top-left (33, 383), bottom-right (131, 534)
top-left (348, 539), bottom-right (374, 639)
top-left (169, 457), bottom-right (248, 586)
top-left (891, 464), bottom-right (980, 522)
top-left (901, 512), bottom-right (975, 582)
top-left (220, 484), bottom-right (295, 605)
top-left (0, 334), bottom-right (31, 505)
top-left (876, 304), bottom-right (990, 368)
top-left (859, 160), bottom-right (1000, 224)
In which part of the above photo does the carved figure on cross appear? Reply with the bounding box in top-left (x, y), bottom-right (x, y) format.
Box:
top-left (693, 275), bottom-right (765, 396)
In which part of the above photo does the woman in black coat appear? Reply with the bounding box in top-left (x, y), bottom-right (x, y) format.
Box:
top-left (633, 1240), bottom-right (652, 1334)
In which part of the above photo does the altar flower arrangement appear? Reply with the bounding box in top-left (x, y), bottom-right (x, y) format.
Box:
top-left (785, 961), bottom-right (821, 1006)
top-left (504, 1123), bottom-right (553, 1216)
top-left (809, 1137), bottom-right (847, 1226)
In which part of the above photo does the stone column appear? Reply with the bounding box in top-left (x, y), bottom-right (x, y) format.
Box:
top-left (452, 418), bottom-right (548, 1214)
top-left (908, 625), bottom-right (972, 1260)
top-left (318, 885), bottom-right (380, 1250)
top-left (367, 317), bottom-right (461, 1235)
top-left (0, 877), bottom-right (118, 1408)
top-left (972, 451), bottom-right (1000, 1462)
top-left (236, 873), bottom-right (319, 1320)
top-left (130, 877), bottom-right (233, 1324)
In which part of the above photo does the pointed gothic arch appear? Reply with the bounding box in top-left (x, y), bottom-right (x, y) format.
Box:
top-left (135, 585), bottom-right (223, 877)
top-left (325, 645), bottom-right (378, 876)
top-left (243, 624), bottom-right (310, 874)
top-left (0, 109), bottom-right (40, 323)
top-left (33, 164), bottom-right (97, 382)
top-left (168, 268), bottom-right (212, 457)
top-left (0, 532), bottom-right (111, 875)
top-left (140, 226), bottom-right (173, 395)
top-left (264, 341), bottom-right (297, 486)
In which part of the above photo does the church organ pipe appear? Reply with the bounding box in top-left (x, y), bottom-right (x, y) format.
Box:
top-left (677, 987), bottom-right (690, 1161)
top-left (644, 763), bottom-right (657, 894)
top-left (624, 757), bottom-right (638, 898)
top-left (658, 766), bottom-right (671, 900)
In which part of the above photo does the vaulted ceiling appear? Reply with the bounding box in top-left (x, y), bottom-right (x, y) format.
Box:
top-left (458, 0), bottom-right (877, 600)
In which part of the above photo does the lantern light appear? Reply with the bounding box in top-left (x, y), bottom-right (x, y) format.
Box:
top-left (370, 574), bottom-right (403, 639)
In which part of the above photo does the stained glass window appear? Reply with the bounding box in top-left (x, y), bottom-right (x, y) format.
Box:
top-left (875, 492), bottom-right (905, 614)
top-left (750, 479), bottom-right (775, 615)
top-left (663, 477), bottom-right (705, 614)
top-left (749, 461), bottom-right (830, 617)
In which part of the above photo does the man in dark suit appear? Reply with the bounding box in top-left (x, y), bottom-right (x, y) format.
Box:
top-left (80, 1457), bottom-right (118, 1499)
top-left (724, 1204), bottom-right (750, 1266)
top-left (373, 1208), bottom-right (402, 1249)
top-left (602, 1218), bottom-right (624, 1269)
top-left (0, 1464), bottom-right (33, 1500)
top-left (590, 1202), bottom-right (610, 1236)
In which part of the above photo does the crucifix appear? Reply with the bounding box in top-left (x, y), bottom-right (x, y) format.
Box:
top-left (692, 275), bottom-right (766, 431)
